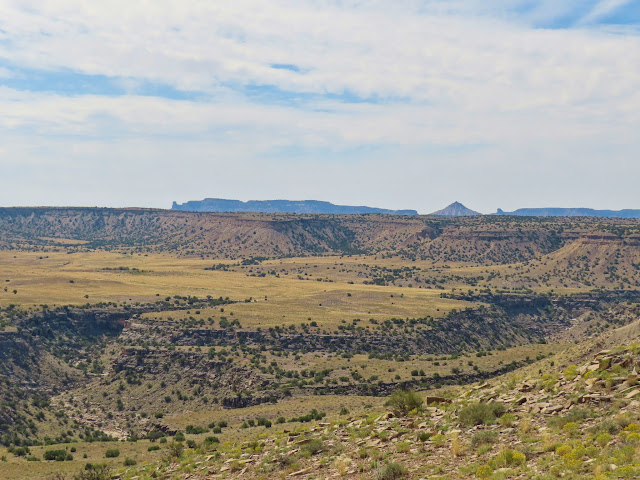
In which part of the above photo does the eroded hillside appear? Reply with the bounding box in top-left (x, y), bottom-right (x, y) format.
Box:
top-left (1, 208), bottom-right (639, 267)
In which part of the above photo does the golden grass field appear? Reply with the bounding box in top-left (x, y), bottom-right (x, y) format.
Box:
top-left (0, 242), bottom-right (613, 480)
top-left (0, 251), bottom-right (476, 325)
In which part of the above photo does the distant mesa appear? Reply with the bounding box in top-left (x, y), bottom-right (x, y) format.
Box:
top-left (429, 202), bottom-right (481, 217)
top-left (495, 207), bottom-right (640, 219)
top-left (171, 198), bottom-right (418, 215)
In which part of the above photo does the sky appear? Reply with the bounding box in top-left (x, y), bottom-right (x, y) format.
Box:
top-left (0, 1), bottom-right (639, 214)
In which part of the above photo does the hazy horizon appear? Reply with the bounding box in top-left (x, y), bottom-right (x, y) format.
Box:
top-left (4, 198), bottom-right (640, 217)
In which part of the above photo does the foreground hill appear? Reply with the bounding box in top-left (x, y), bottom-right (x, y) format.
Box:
top-left (6, 313), bottom-right (639, 480)
top-left (113, 334), bottom-right (640, 480)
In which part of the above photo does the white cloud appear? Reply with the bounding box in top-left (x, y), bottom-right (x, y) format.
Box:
top-left (0, 0), bottom-right (639, 211)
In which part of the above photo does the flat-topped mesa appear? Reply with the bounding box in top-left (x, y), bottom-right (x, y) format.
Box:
top-left (429, 201), bottom-right (481, 217)
top-left (172, 198), bottom-right (418, 215)
top-left (495, 207), bottom-right (640, 218)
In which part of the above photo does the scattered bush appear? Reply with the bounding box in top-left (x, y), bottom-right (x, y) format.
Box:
top-left (489, 449), bottom-right (526, 469)
top-left (9, 446), bottom-right (30, 457)
top-left (431, 434), bottom-right (446, 447)
top-left (596, 432), bottom-right (612, 447)
top-left (548, 408), bottom-right (591, 429)
top-left (43, 449), bottom-right (72, 461)
top-left (334, 456), bottom-right (352, 476)
top-left (471, 431), bottom-right (498, 448)
top-left (476, 465), bottom-right (493, 479)
top-left (385, 389), bottom-right (423, 416)
top-left (290, 409), bottom-right (326, 423)
top-left (498, 413), bottom-right (517, 427)
top-left (374, 462), bottom-right (407, 480)
top-left (73, 463), bottom-right (112, 480)
top-left (185, 425), bottom-right (208, 434)
top-left (104, 448), bottom-right (120, 458)
top-left (257, 417), bottom-right (272, 428)
top-left (167, 442), bottom-right (184, 459)
top-left (302, 439), bottom-right (324, 455)
top-left (459, 402), bottom-right (506, 426)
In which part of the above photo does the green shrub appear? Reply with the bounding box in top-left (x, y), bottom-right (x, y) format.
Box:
top-left (257, 417), bottom-right (272, 428)
top-left (10, 446), bottom-right (30, 457)
top-left (185, 425), bottom-right (208, 434)
top-left (498, 413), bottom-right (517, 427)
top-left (302, 439), bottom-right (324, 455)
top-left (123, 458), bottom-right (137, 466)
top-left (148, 445), bottom-right (160, 452)
top-left (459, 402), bottom-right (506, 426)
top-left (548, 408), bottom-right (591, 429)
top-left (589, 419), bottom-right (621, 435)
top-left (104, 448), bottom-right (120, 458)
top-left (167, 442), bottom-right (184, 459)
top-left (471, 431), bottom-right (498, 448)
top-left (476, 465), bottom-right (493, 479)
top-left (431, 434), bottom-right (446, 447)
top-left (385, 389), bottom-right (423, 416)
top-left (275, 454), bottom-right (296, 467)
top-left (489, 449), bottom-right (526, 469)
top-left (73, 463), bottom-right (112, 480)
top-left (43, 449), bottom-right (72, 461)
top-left (374, 462), bottom-right (407, 480)
top-left (596, 432), bottom-right (612, 447)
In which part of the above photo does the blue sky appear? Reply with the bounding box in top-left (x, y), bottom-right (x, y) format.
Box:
top-left (0, 0), bottom-right (639, 213)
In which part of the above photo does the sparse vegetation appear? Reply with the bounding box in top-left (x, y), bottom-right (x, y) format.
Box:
top-left (2, 211), bottom-right (640, 479)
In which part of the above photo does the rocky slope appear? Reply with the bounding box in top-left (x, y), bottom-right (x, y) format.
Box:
top-left (113, 326), bottom-right (640, 480)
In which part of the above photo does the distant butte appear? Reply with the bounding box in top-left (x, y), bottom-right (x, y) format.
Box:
top-left (172, 198), bottom-right (417, 215)
top-left (429, 201), bottom-right (481, 217)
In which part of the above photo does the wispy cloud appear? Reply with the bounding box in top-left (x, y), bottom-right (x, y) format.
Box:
top-left (0, 0), bottom-right (638, 212)
top-left (579, 0), bottom-right (636, 24)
